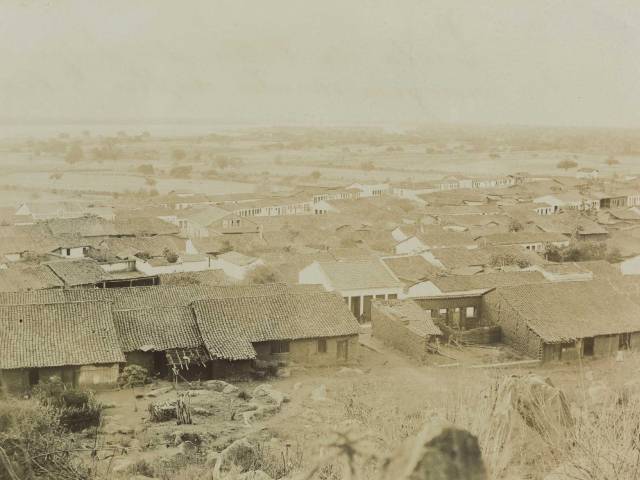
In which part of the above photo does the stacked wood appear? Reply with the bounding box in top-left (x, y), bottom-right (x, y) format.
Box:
top-left (148, 401), bottom-right (177, 422)
top-left (441, 325), bottom-right (501, 345)
top-left (176, 394), bottom-right (192, 425)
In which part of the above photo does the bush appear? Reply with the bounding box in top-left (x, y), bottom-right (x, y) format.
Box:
top-left (169, 165), bottom-right (193, 178)
top-left (32, 376), bottom-right (102, 432)
top-left (0, 400), bottom-right (89, 478)
top-left (118, 365), bottom-right (150, 389)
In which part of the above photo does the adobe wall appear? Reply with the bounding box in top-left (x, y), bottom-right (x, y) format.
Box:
top-left (253, 336), bottom-right (359, 365)
top-left (371, 304), bottom-right (430, 363)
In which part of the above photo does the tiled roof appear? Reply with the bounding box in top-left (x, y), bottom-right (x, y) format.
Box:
top-left (317, 260), bottom-right (403, 291)
top-left (99, 235), bottom-right (187, 259)
top-left (113, 306), bottom-right (202, 352)
top-left (491, 281), bottom-right (640, 343)
top-left (192, 292), bottom-right (360, 360)
top-left (372, 299), bottom-right (442, 336)
top-left (0, 301), bottom-right (124, 369)
top-left (180, 206), bottom-right (232, 226)
top-left (0, 283), bottom-right (322, 308)
top-left (381, 255), bottom-right (443, 284)
top-left (415, 230), bottom-right (478, 248)
top-left (432, 271), bottom-right (547, 292)
top-left (113, 217), bottom-right (179, 236)
top-left (0, 265), bottom-right (65, 292)
top-left (218, 251), bottom-right (258, 266)
top-left (478, 231), bottom-right (568, 245)
top-left (46, 216), bottom-right (119, 237)
top-left (45, 259), bottom-right (112, 286)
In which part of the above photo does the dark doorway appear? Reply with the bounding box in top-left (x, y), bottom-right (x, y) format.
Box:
top-left (28, 369), bottom-right (40, 387)
top-left (583, 337), bottom-right (594, 357)
top-left (620, 333), bottom-right (631, 350)
top-left (350, 297), bottom-right (361, 320)
top-left (337, 340), bottom-right (349, 360)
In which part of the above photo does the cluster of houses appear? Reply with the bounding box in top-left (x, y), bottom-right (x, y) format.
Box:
top-left (2, 171), bottom-right (640, 393)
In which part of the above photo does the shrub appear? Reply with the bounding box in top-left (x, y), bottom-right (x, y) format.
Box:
top-left (118, 365), bottom-right (150, 389)
top-left (32, 376), bottom-right (102, 432)
top-left (0, 399), bottom-right (89, 478)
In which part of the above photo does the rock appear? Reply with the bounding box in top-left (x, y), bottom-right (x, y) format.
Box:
top-left (238, 471), bottom-right (273, 480)
top-left (177, 441), bottom-right (196, 455)
top-left (381, 416), bottom-right (486, 480)
top-left (293, 382), bottom-right (303, 391)
top-left (193, 407), bottom-right (211, 415)
top-left (205, 450), bottom-right (220, 467)
top-left (111, 458), bottom-right (135, 474)
top-left (147, 386), bottom-right (172, 398)
top-left (337, 367), bottom-right (364, 376)
top-left (276, 367), bottom-right (291, 378)
top-left (253, 384), bottom-right (289, 407)
top-left (203, 379), bottom-right (233, 392)
top-left (311, 384), bottom-right (327, 402)
top-left (223, 384), bottom-right (240, 394)
top-left (186, 389), bottom-right (212, 397)
top-left (214, 437), bottom-right (258, 474)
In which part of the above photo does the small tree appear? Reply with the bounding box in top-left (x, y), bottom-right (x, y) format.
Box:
top-left (556, 159), bottom-right (578, 171)
top-left (310, 170), bottom-right (321, 181)
top-left (137, 164), bottom-right (155, 175)
top-left (508, 219), bottom-right (523, 232)
top-left (245, 265), bottom-right (281, 284)
top-left (163, 248), bottom-right (179, 263)
top-left (172, 148), bottom-right (187, 161)
top-left (65, 143), bottom-right (84, 164)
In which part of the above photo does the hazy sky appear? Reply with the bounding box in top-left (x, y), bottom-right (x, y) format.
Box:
top-left (2, 0), bottom-right (640, 127)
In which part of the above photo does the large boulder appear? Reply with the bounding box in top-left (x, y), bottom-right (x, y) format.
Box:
top-left (203, 380), bottom-right (234, 392)
top-left (381, 416), bottom-right (486, 480)
top-left (253, 384), bottom-right (289, 407)
top-left (213, 437), bottom-right (259, 475)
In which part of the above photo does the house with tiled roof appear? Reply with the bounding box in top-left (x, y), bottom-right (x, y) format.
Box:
top-left (475, 231), bottom-right (569, 253)
top-left (0, 264), bottom-right (65, 292)
top-left (193, 291), bottom-right (360, 367)
top-left (483, 281), bottom-right (640, 362)
top-left (380, 254), bottom-right (443, 286)
top-left (394, 229), bottom-right (477, 255)
top-left (299, 260), bottom-right (403, 322)
top-left (0, 301), bottom-right (124, 393)
top-left (177, 205), bottom-right (259, 238)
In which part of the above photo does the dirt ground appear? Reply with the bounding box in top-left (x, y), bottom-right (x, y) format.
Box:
top-left (88, 338), bottom-right (639, 479)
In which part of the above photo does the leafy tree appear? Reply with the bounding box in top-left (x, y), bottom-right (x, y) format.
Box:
top-left (557, 159), bottom-right (578, 171)
top-left (64, 143), bottom-right (84, 164)
top-left (138, 164), bottom-right (155, 175)
top-left (508, 219), bottom-right (523, 232)
top-left (145, 177), bottom-right (156, 186)
top-left (172, 148), bottom-right (187, 161)
top-left (310, 170), bottom-right (321, 181)
top-left (163, 248), bottom-right (179, 263)
top-left (169, 165), bottom-right (193, 178)
top-left (245, 265), bottom-right (281, 284)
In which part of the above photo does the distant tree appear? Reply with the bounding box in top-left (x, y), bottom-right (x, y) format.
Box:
top-left (144, 177), bottom-right (156, 186)
top-left (214, 155), bottom-right (230, 169)
top-left (163, 248), bottom-right (179, 263)
top-left (605, 156), bottom-right (620, 166)
top-left (557, 159), bottom-right (578, 171)
top-left (65, 143), bottom-right (84, 164)
top-left (310, 170), bottom-right (321, 181)
top-left (508, 219), bottom-right (523, 232)
top-left (137, 164), bottom-right (154, 175)
top-left (172, 148), bottom-right (187, 161)
top-left (360, 161), bottom-right (375, 171)
top-left (169, 165), bottom-right (193, 178)
top-left (606, 247), bottom-right (623, 264)
top-left (136, 251), bottom-right (152, 261)
top-left (245, 265), bottom-right (281, 284)
top-left (49, 172), bottom-right (63, 181)
top-left (489, 253), bottom-right (531, 269)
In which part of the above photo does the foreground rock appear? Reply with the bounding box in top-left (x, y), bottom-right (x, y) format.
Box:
top-left (381, 416), bottom-right (486, 480)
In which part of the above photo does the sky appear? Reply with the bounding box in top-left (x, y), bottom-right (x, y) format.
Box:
top-left (1, 0), bottom-right (640, 128)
